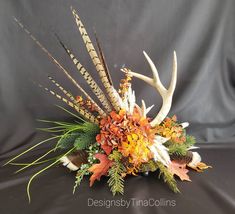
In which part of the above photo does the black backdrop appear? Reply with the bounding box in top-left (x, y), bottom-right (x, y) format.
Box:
top-left (0, 0), bottom-right (235, 214)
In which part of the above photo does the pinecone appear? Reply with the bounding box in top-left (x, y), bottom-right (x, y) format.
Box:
top-left (170, 151), bottom-right (193, 164)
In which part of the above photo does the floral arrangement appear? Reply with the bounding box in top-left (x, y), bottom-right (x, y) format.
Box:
top-left (5, 7), bottom-right (211, 202)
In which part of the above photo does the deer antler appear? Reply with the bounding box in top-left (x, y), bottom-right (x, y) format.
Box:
top-left (127, 51), bottom-right (177, 127)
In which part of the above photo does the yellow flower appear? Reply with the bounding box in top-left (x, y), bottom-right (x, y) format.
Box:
top-left (156, 115), bottom-right (186, 144)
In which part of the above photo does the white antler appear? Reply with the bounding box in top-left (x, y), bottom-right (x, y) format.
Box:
top-left (127, 51), bottom-right (177, 127)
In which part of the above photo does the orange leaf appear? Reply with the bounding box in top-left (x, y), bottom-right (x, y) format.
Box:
top-left (100, 143), bottom-right (112, 155)
top-left (169, 161), bottom-right (191, 181)
top-left (88, 153), bottom-right (113, 186)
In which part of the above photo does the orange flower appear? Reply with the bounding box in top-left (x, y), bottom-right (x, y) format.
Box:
top-left (76, 96), bottom-right (98, 112)
top-left (156, 115), bottom-right (186, 144)
top-left (97, 107), bottom-right (156, 172)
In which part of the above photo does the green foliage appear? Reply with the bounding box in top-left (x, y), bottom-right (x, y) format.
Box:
top-left (82, 122), bottom-right (100, 135)
top-left (157, 162), bottom-right (180, 193)
top-left (139, 160), bottom-right (159, 172)
top-left (74, 134), bottom-right (94, 150)
top-left (109, 150), bottom-right (122, 161)
top-left (5, 105), bottom-right (99, 202)
top-left (73, 164), bottom-right (90, 194)
top-left (4, 135), bottom-right (60, 166)
top-left (185, 135), bottom-right (196, 146)
top-left (87, 142), bottom-right (101, 164)
top-left (58, 132), bottom-right (80, 149)
top-left (27, 147), bottom-right (75, 203)
top-left (56, 105), bottom-right (87, 122)
top-left (73, 122), bottom-right (100, 150)
top-left (139, 160), bottom-right (180, 193)
top-left (37, 105), bottom-right (100, 151)
top-left (167, 135), bottom-right (196, 156)
top-left (43, 119), bottom-right (100, 150)
top-left (168, 144), bottom-right (188, 156)
top-left (108, 151), bottom-right (125, 196)
top-left (108, 164), bottom-right (125, 196)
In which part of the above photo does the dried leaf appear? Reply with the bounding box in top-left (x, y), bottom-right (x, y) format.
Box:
top-left (188, 162), bottom-right (212, 172)
top-left (88, 153), bottom-right (113, 186)
top-left (168, 161), bottom-right (191, 181)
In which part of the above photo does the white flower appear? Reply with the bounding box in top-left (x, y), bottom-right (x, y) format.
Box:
top-left (112, 85), bottom-right (136, 114)
top-left (111, 85), bottom-right (155, 118)
top-left (148, 135), bottom-right (171, 167)
top-left (111, 86), bottom-right (123, 106)
top-left (126, 86), bottom-right (136, 114)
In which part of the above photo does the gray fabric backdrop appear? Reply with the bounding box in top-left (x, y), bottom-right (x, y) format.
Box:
top-left (0, 0), bottom-right (235, 157)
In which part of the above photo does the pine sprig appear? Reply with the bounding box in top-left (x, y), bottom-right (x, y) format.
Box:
top-left (185, 135), bottom-right (196, 146)
top-left (109, 150), bottom-right (122, 161)
top-left (139, 160), bottom-right (159, 172)
top-left (73, 122), bottom-right (100, 150)
top-left (168, 143), bottom-right (188, 156)
top-left (44, 119), bottom-right (100, 150)
top-left (58, 132), bottom-right (80, 149)
top-left (157, 162), bottom-right (180, 193)
top-left (167, 135), bottom-right (196, 156)
top-left (82, 122), bottom-right (100, 135)
top-left (73, 164), bottom-right (90, 194)
top-left (74, 134), bottom-right (94, 150)
top-left (108, 151), bottom-right (125, 196)
top-left (108, 163), bottom-right (125, 196)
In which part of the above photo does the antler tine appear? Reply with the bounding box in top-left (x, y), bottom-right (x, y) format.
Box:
top-left (142, 51), bottom-right (167, 94)
top-left (168, 51), bottom-right (177, 94)
top-left (126, 51), bottom-right (177, 127)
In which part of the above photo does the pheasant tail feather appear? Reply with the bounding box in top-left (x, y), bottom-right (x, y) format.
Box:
top-left (54, 35), bottom-right (112, 112)
top-left (48, 75), bottom-right (79, 106)
top-left (71, 7), bottom-right (120, 111)
top-left (94, 32), bottom-right (113, 86)
top-left (13, 17), bottom-right (106, 118)
top-left (38, 84), bottom-right (98, 124)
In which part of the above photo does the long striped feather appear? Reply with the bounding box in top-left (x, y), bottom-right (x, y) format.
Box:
top-left (94, 32), bottom-right (113, 86)
top-left (54, 35), bottom-right (112, 112)
top-left (38, 84), bottom-right (98, 124)
top-left (47, 75), bottom-right (79, 106)
top-left (70, 7), bottom-right (120, 111)
top-left (48, 75), bottom-right (101, 122)
top-left (13, 17), bottom-right (106, 118)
